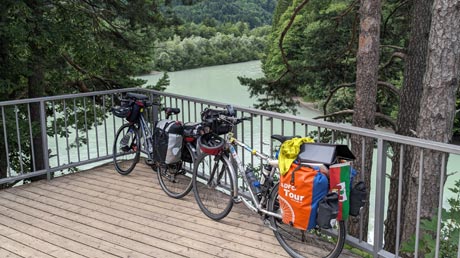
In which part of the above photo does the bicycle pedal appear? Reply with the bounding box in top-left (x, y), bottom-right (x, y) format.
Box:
top-left (233, 196), bottom-right (242, 204)
top-left (145, 159), bottom-right (155, 165)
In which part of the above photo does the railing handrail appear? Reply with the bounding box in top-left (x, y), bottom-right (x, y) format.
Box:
top-left (155, 89), bottom-right (460, 155)
top-left (2, 87), bottom-right (460, 155)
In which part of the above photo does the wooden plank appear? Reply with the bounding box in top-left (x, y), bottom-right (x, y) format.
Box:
top-left (54, 170), bottom-right (284, 246)
top-left (15, 186), bottom-right (261, 258)
top-left (0, 219), bottom-right (90, 258)
top-left (0, 248), bottom-right (23, 258)
top-left (0, 205), bottom-right (144, 257)
top-left (1, 190), bottom-right (215, 258)
top-left (0, 235), bottom-right (54, 258)
top-left (68, 167), bottom-right (272, 230)
top-left (28, 179), bottom-right (286, 257)
top-left (0, 163), bottom-right (360, 258)
top-left (78, 167), bottom-right (271, 231)
top-left (0, 194), bottom-right (185, 258)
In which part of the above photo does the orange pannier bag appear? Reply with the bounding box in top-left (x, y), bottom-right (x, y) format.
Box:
top-left (278, 163), bottom-right (329, 230)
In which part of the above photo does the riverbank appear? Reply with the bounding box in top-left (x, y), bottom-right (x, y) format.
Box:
top-left (293, 96), bottom-right (321, 113)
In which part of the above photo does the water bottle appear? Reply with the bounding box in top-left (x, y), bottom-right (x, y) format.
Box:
top-left (245, 167), bottom-right (261, 195)
top-left (260, 164), bottom-right (271, 185)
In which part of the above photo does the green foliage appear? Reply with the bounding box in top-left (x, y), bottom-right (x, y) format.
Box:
top-left (153, 1), bottom-right (275, 71)
top-left (240, 0), bottom-right (411, 122)
top-left (240, 0), bottom-right (358, 114)
top-left (0, 0), bottom-right (172, 182)
top-left (168, 0), bottom-right (277, 28)
top-left (401, 180), bottom-right (460, 257)
top-left (148, 73), bottom-right (170, 92)
top-left (153, 30), bottom-right (268, 71)
top-left (454, 96), bottom-right (460, 137)
top-left (0, 0), bottom-right (168, 100)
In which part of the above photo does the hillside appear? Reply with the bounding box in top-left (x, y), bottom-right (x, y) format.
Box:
top-left (169, 0), bottom-right (277, 28)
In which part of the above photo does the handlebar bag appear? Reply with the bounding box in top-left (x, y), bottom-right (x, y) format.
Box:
top-left (201, 108), bottom-right (233, 135)
top-left (278, 163), bottom-right (329, 230)
top-left (153, 119), bottom-right (184, 164)
top-left (126, 101), bottom-right (144, 122)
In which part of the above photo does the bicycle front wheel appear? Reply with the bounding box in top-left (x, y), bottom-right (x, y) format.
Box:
top-left (192, 153), bottom-right (235, 220)
top-left (268, 184), bottom-right (346, 258)
top-left (113, 124), bottom-right (140, 175)
top-left (157, 144), bottom-right (195, 199)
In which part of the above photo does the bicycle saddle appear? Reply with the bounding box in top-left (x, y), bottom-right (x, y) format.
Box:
top-left (271, 134), bottom-right (299, 143)
top-left (126, 92), bottom-right (149, 100)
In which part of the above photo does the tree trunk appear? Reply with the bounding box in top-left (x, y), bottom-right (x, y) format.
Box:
top-left (27, 0), bottom-right (47, 181)
top-left (0, 2), bottom-right (11, 185)
top-left (401, 0), bottom-right (460, 254)
top-left (348, 0), bottom-right (381, 240)
top-left (384, 0), bottom-right (433, 252)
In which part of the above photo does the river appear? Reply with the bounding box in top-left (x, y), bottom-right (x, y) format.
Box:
top-left (138, 60), bottom-right (321, 118)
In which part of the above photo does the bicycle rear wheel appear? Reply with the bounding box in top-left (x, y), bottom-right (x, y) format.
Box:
top-left (192, 153), bottom-right (235, 220)
top-left (268, 184), bottom-right (346, 258)
top-left (157, 144), bottom-right (195, 199)
top-left (113, 124), bottom-right (140, 175)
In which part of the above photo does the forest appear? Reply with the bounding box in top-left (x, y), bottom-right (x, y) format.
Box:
top-left (151, 0), bottom-right (276, 71)
top-left (1, 0), bottom-right (460, 257)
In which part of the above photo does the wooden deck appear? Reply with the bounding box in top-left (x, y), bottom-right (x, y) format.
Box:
top-left (0, 162), bottom-right (292, 258)
top-left (0, 162), bottom-right (361, 258)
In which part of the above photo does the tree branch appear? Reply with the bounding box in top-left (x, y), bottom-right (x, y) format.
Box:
top-left (323, 82), bottom-right (356, 115)
top-left (380, 51), bottom-right (406, 70)
top-left (382, 0), bottom-right (410, 38)
top-left (333, 0), bottom-right (359, 22)
top-left (380, 45), bottom-right (405, 51)
top-left (313, 109), bottom-right (396, 130)
top-left (279, 0), bottom-right (310, 74)
top-left (61, 53), bottom-right (115, 89)
top-left (314, 109), bottom-right (355, 120)
top-left (377, 81), bottom-right (400, 97)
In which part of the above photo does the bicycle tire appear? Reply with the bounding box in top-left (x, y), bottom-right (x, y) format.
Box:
top-left (192, 153), bottom-right (235, 220)
top-left (157, 144), bottom-right (195, 199)
top-left (268, 183), bottom-right (346, 258)
top-left (113, 124), bottom-right (140, 175)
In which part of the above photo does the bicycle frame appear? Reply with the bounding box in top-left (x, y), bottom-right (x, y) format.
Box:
top-left (138, 113), bottom-right (154, 157)
top-left (225, 133), bottom-right (282, 220)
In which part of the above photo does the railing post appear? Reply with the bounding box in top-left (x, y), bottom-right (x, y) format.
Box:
top-left (40, 100), bottom-right (50, 180)
top-left (374, 138), bottom-right (387, 257)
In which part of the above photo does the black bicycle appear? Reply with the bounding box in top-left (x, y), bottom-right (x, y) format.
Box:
top-left (111, 92), bottom-right (202, 198)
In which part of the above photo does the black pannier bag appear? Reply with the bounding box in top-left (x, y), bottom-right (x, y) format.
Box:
top-left (349, 181), bottom-right (367, 216)
top-left (316, 192), bottom-right (339, 229)
top-left (201, 108), bottom-right (234, 135)
top-left (181, 122), bottom-right (203, 163)
top-left (153, 119), bottom-right (184, 164)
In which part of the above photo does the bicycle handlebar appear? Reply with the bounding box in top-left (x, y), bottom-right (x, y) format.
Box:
top-left (217, 115), bottom-right (252, 124)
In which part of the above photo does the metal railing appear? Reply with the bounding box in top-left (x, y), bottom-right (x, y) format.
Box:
top-left (1, 87), bottom-right (460, 258)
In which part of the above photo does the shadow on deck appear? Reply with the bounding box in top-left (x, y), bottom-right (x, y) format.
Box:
top-left (0, 162), bottom-right (360, 258)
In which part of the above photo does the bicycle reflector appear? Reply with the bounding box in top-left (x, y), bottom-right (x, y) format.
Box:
top-left (198, 133), bottom-right (225, 155)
